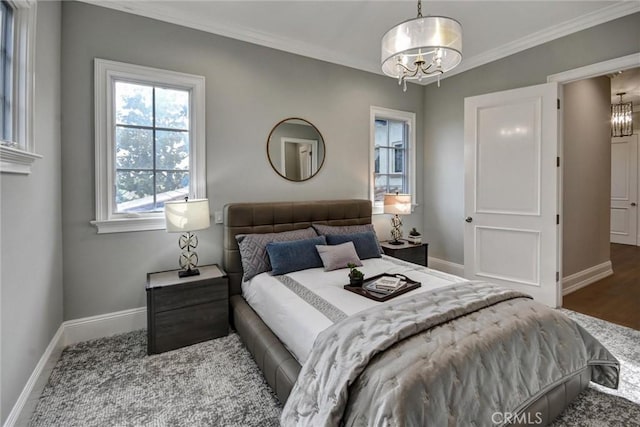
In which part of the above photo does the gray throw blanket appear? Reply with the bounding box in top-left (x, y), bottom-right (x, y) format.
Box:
top-left (281, 282), bottom-right (619, 427)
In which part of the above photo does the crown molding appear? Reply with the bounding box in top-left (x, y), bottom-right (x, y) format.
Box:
top-left (80, 1), bottom-right (640, 84)
top-left (80, 0), bottom-right (379, 75)
top-left (421, 1), bottom-right (640, 86)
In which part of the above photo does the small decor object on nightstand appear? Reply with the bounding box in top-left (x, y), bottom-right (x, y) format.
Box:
top-left (384, 193), bottom-right (411, 245)
top-left (164, 197), bottom-right (210, 278)
top-left (407, 228), bottom-right (422, 245)
top-left (348, 263), bottom-right (365, 287)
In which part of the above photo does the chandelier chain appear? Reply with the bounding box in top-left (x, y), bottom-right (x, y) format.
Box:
top-left (417, 0), bottom-right (423, 18)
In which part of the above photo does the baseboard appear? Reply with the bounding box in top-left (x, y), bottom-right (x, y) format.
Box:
top-left (428, 256), bottom-right (465, 277)
top-left (3, 325), bottom-right (65, 427)
top-left (64, 306), bottom-right (147, 346)
top-left (562, 261), bottom-right (613, 296)
top-left (4, 307), bottom-right (148, 426)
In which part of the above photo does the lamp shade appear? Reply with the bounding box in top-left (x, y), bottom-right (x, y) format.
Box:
top-left (383, 194), bottom-right (412, 215)
top-left (381, 15), bottom-right (462, 78)
top-left (164, 198), bottom-right (210, 233)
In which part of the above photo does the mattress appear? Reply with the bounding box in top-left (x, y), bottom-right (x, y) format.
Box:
top-left (241, 255), bottom-right (466, 364)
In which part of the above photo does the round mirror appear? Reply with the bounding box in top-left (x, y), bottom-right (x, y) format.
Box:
top-left (267, 118), bottom-right (326, 182)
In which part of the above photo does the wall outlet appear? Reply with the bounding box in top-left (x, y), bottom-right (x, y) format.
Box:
top-left (214, 211), bottom-right (223, 224)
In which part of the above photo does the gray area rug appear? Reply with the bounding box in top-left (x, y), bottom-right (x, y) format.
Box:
top-left (29, 332), bottom-right (281, 426)
top-left (30, 310), bottom-right (639, 426)
top-left (550, 310), bottom-right (640, 427)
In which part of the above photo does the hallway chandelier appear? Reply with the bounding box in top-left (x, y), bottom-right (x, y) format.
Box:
top-left (381, 0), bottom-right (462, 92)
top-left (611, 92), bottom-right (633, 137)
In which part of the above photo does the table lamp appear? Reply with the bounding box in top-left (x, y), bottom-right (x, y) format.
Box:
top-left (383, 193), bottom-right (411, 245)
top-left (164, 197), bottom-right (210, 278)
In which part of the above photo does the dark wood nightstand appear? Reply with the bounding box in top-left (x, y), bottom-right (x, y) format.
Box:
top-left (146, 264), bottom-right (229, 355)
top-left (381, 240), bottom-right (429, 267)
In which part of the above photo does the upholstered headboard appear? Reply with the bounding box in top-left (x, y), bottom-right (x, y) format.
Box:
top-left (223, 199), bottom-right (372, 295)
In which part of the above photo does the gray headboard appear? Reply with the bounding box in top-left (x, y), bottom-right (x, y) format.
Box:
top-left (223, 199), bottom-right (372, 295)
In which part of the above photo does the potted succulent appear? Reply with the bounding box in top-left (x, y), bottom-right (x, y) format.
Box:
top-left (347, 263), bottom-right (364, 286)
top-left (407, 227), bottom-right (422, 245)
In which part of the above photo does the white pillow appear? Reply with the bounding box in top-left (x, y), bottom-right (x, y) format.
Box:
top-left (315, 241), bottom-right (363, 271)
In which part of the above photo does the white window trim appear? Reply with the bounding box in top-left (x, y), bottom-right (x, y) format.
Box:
top-left (0, 0), bottom-right (39, 175)
top-left (92, 59), bottom-right (206, 234)
top-left (369, 106), bottom-right (417, 215)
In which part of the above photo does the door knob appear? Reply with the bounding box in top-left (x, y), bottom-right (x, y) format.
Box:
top-left (632, 202), bottom-right (637, 207)
top-left (465, 216), bottom-right (473, 223)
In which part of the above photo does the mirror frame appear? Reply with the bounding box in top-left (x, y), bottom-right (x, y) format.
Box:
top-left (266, 117), bottom-right (326, 182)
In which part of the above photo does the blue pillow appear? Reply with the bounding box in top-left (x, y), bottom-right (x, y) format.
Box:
top-left (266, 236), bottom-right (327, 275)
top-left (326, 231), bottom-right (382, 260)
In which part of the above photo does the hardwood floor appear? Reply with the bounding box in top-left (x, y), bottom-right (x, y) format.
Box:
top-left (563, 243), bottom-right (640, 330)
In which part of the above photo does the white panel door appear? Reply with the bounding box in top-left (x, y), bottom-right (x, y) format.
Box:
top-left (610, 135), bottom-right (638, 245)
top-left (464, 82), bottom-right (560, 307)
top-left (299, 145), bottom-right (312, 180)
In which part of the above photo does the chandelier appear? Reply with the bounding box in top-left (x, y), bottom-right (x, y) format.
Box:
top-left (611, 92), bottom-right (633, 137)
top-left (381, 0), bottom-right (462, 91)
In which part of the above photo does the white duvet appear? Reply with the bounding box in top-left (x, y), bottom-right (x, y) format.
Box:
top-left (241, 255), bottom-right (466, 364)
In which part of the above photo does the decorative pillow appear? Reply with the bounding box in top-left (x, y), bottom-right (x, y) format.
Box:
top-left (266, 236), bottom-right (327, 275)
top-left (326, 231), bottom-right (382, 260)
top-left (316, 242), bottom-right (362, 271)
top-left (236, 227), bottom-right (317, 281)
top-left (312, 223), bottom-right (383, 254)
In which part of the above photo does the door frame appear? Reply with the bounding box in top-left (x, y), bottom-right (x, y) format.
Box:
top-left (547, 52), bottom-right (640, 299)
top-left (280, 137), bottom-right (318, 177)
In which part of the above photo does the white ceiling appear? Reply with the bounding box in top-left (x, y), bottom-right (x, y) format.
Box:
top-left (84, 1), bottom-right (639, 84)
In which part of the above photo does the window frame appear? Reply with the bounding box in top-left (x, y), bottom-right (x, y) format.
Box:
top-left (92, 59), bottom-right (206, 234)
top-left (369, 106), bottom-right (416, 215)
top-left (0, 0), bottom-right (39, 175)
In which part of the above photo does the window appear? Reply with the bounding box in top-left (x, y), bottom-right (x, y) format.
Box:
top-left (370, 106), bottom-right (416, 213)
top-left (114, 82), bottom-right (191, 213)
top-left (92, 59), bottom-right (206, 233)
top-left (1, 1), bottom-right (14, 141)
top-left (0, 0), bottom-right (38, 174)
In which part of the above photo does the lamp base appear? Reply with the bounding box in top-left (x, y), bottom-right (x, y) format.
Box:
top-left (178, 268), bottom-right (200, 278)
top-left (387, 239), bottom-right (404, 246)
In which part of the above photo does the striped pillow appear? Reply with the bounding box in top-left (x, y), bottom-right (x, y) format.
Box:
top-left (236, 227), bottom-right (318, 281)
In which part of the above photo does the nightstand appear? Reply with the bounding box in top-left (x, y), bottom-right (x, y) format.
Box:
top-left (381, 240), bottom-right (429, 267)
top-left (146, 264), bottom-right (229, 355)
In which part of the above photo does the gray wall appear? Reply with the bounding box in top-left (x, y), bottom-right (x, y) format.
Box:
top-left (562, 77), bottom-right (612, 279)
top-left (0, 2), bottom-right (62, 422)
top-left (423, 13), bottom-right (640, 265)
top-left (61, 2), bottom-right (424, 320)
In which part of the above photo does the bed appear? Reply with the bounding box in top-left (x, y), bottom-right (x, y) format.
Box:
top-left (223, 199), bottom-right (619, 426)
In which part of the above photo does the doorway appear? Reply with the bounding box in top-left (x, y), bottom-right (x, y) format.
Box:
top-left (610, 134), bottom-right (638, 245)
top-left (280, 137), bottom-right (318, 181)
top-left (548, 54), bottom-right (640, 328)
top-left (609, 68), bottom-right (640, 246)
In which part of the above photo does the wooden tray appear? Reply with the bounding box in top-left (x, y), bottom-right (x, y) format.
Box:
top-left (344, 273), bottom-right (421, 302)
